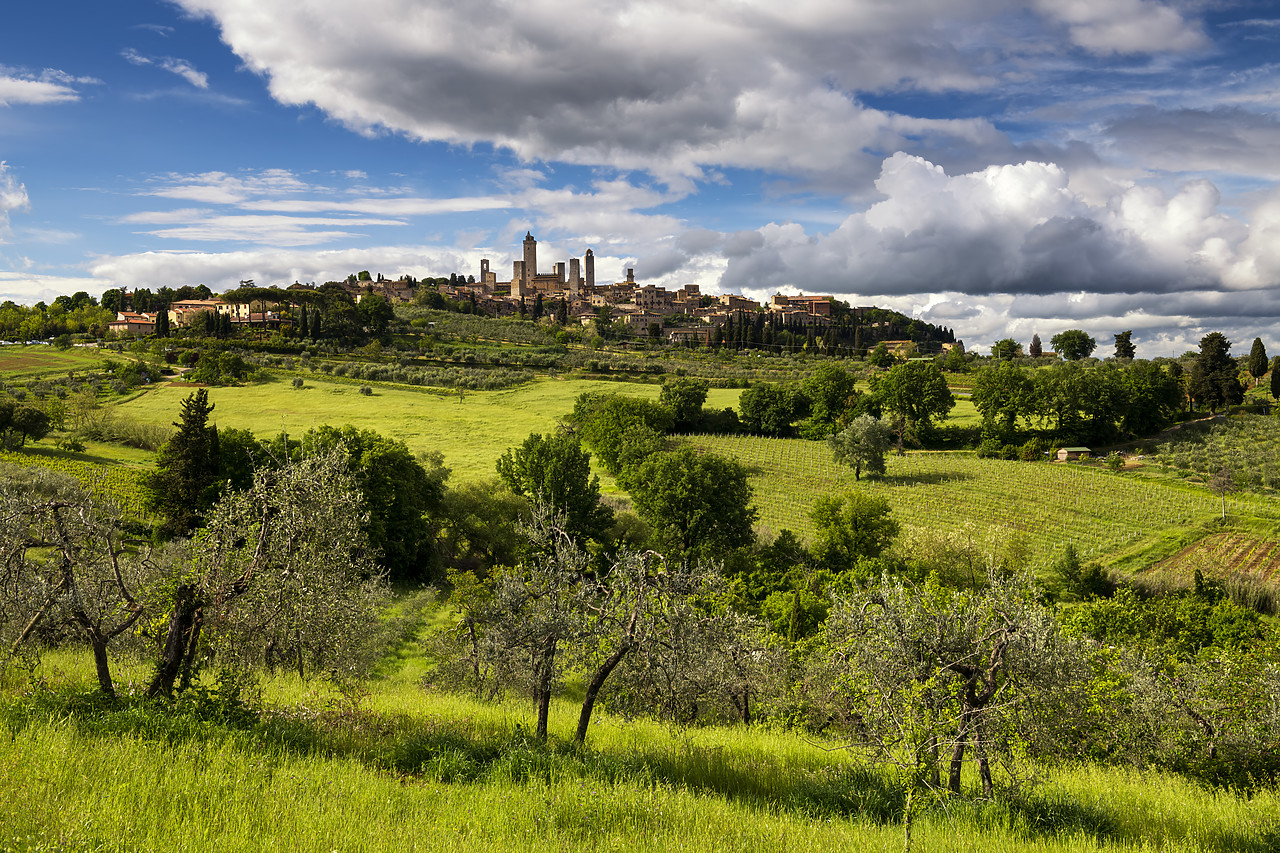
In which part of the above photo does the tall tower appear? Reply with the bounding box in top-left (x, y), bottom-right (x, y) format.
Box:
top-left (568, 257), bottom-right (581, 294)
top-left (522, 230), bottom-right (537, 277)
top-left (585, 248), bottom-right (595, 288)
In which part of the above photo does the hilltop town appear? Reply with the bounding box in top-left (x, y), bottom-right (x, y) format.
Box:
top-left (100, 232), bottom-right (957, 356)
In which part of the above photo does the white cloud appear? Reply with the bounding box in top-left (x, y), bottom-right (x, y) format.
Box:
top-left (705, 154), bottom-right (1280, 350)
top-left (0, 162), bottom-right (31, 242)
top-left (87, 245), bottom-right (478, 293)
top-left (140, 169), bottom-right (315, 204)
top-left (0, 271), bottom-right (111, 306)
top-left (120, 212), bottom-right (409, 246)
top-left (168, 0), bottom-right (1083, 186)
top-left (1034, 0), bottom-right (1207, 55)
top-left (122, 48), bottom-right (210, 89)
top-left (0, 68), bottom-right (86, 106)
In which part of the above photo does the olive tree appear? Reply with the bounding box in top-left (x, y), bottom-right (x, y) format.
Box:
top-left (148, 447), bottom-right (388, 697)
top-left (829, 414), bottom-right (892, 480)
top-left (819, 570), bottom-right (1080, 801)
top-left (433, 507), bottom-right (738, 743)
top-left (0, 466), bottom-right (148, 695)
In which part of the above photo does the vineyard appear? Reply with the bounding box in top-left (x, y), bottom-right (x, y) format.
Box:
top-left (687, 435), bottom-right (1278, 570)
top-left (1155, 414), bottom-right (1280, 492)
top-left (0, 449), bottom-right (152, 522)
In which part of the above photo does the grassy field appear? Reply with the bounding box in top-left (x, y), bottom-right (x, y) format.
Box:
top-left (111, 375), bottom-right (743, 482)
top-left (2, 648), bottom-right (1276, 853)
top-left (688, 435), bottom-right (1279, 574)
top-left (0, 343), bottom-right (113, 380)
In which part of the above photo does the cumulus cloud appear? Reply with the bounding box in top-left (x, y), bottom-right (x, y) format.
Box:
top-left (703, 154), bottom-right (1280, 350)
top-left (174, 0), bottom-right (1139, 185)
top-left (717, 153), bottom-right (1263, 298)
top-left (122, 48), bottom-right (210, 89)
top-left (0, 272), bottom-right (111, 306)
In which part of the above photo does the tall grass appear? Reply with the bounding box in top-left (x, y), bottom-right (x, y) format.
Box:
top-left (3, 650), bottom-right (1276, 853)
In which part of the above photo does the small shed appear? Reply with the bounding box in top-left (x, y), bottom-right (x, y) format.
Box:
top-left (1057, 446), bottom-right (1092, 461)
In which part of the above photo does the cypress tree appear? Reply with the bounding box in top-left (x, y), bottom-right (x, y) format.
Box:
top-left (299, 304), bottom-right (309, 338)
top-left (1248, 337), bottom-right (1268, 387)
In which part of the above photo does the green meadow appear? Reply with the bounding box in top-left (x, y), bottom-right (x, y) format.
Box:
top-left (113, 374), bottom-right (742, 481)
top-left (0, 343), bottom-right (109, 379)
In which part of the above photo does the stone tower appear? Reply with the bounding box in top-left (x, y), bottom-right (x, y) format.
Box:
top-left (522, 232), bottom-right (537, 294)
top-left (568, 257), bottom-right (581, 293)
top-left (585, 248), bottom-right (595, 288)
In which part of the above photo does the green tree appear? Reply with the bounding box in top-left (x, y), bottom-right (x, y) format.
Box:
top-left (1271, 356), bottom-right (1280, 401)
top-left (971, 361), bottom-right (1034, 440)
top-left (991, 338), bottom-right (1021, 360)
top-left (867, 341), bottom-right (894, 367)
top-left (738, 382), bottom-right (807, 437)
top-left (1247, 337), bottom-right (1268, 387)
top-left (154, 309), bottom-right (170, 338)
top-left (1051, 329), bottom-right (1097, 361)
top-left (659, 377), bottom-right (710, 432)
top-left (358, 294), bottom-right (394, 336)
top-left (0, 403), bottom-right (52, 448)
top-left (820, 570), bottom-right (1078, 801)
top-left (809, 491), bottom-right (899, 571)
top-left (1, 467), bottom-right (147, 695)
top-left (829, 415), bottom-right (892, 481)
top-left (571, 392), bottom-right (673, 474)
top-left (1028, 333), bottom-right (1042, 358)
top-left (303, 426), bottom-right (450, 582)
top-left (1117, 360), bottom-right (1182, 438)
top-left (799, 363), bottom-right (861, 438)
top-left (627, 447), bottom-right (757, 561)
top-left (1114, 330), bottom-right (1136, 360)
top-left (871, 361), bottom-right (955, 451)
top-left (496, 432), bottom-right (613, 546)
top-left (143, 390), bottom-right (220, 538)
top-left (1189, 332), bottom-right (1244, 414)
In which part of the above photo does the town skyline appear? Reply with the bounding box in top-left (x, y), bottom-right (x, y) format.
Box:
top-left (3, 1), bottom-right (1280, 355)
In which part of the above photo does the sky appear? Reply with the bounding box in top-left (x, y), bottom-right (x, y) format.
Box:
top-left (2, 0), bottom-right (1280, 355)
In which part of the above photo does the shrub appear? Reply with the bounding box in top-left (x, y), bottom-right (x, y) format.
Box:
top-left (359, 386), bottom-right (372, 396)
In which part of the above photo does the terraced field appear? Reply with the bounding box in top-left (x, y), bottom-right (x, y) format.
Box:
top-left (1152, 532), bottom-right (1280, 584)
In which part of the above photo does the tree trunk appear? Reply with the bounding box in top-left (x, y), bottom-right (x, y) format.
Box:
top-left (534, 638), bottom-right (556, 740)
top-left (178, 611), bottom-right (204, 692)
top-left (148, 584), bottom-right (202, 698)
top-left (949, 713), bottom-right (971, 793)
top-left (575, 642), bottom-right (632, 744)
top-left (88, 632), bottom-right (115, 696)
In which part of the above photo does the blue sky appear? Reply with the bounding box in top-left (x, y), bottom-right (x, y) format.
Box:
top-left (3, 0), bottom-right (1280, 354)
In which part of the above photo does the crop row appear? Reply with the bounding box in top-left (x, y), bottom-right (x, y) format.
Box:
top-left (689, 435), bottom-right (1273, 569)
top-left (0, 449), bottom-right (152, 522)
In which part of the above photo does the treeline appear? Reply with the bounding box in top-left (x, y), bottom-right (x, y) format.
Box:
top-left (0, 292), bottom-right (113, 340)
top-left (971, 332), bottom-right (1271, 450)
